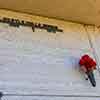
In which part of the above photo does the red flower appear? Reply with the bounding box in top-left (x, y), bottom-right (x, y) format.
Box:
top-left (79, 54), bottom-right (96, 71)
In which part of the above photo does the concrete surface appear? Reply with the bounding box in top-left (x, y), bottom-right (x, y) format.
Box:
top-left (0, 10), bottom-right (100, 99)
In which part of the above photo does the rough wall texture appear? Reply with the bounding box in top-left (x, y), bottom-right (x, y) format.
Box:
top-left (0, 9), bottom-right (100, 99)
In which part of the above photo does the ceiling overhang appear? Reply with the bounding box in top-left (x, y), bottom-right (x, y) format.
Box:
top-left (0, 0), bottom-right (99, 26)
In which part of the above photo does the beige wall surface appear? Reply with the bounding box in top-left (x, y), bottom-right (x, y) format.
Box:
top-left (0, 0), bottom-right (98, 26)
top-left (0, 10), bottom-right (100, 99)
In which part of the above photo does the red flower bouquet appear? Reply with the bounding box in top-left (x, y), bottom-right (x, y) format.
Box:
top-left (79, 54), bottom-right (96, 72)
top-left (79, 54), bottom-right (97, 87)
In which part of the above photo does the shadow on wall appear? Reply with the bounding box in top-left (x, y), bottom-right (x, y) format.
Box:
top-left (64, 55), bottom-right (86, 79)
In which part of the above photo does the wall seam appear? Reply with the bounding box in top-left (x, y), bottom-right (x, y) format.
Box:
top-left (84, 25), bottom-right (100, 74)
